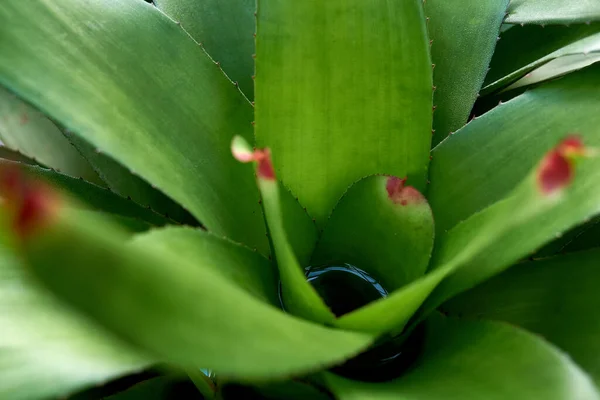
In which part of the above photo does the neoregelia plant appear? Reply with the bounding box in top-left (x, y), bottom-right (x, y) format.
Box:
top-left (1, 0), bottom-right (600, 399)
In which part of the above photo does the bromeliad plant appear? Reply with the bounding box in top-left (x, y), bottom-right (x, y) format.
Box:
top-left (1, 0), bottom-right (600, 399)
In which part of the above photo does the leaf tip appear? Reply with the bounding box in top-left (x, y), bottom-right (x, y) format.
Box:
top-left (0, 166), bottom-right (60, 239)
top-left (386, 176), bottom-right (425, 206)
top-left (537, 135), bottom-right (593, 195)
top-left (230, 136), bottom-right (275, 180)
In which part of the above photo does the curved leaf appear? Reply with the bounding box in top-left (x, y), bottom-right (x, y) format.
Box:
top-left (326, 315), bottom-right (600, 400)
top-left (425, 0), bottom-right (509, 144)
top-left (280, 183), bottom-right (319, 268)
top-left (442, 248), bottom-right (600, 386)
top-left (154, 0), bottom-right (255, 99)
top-left (0, 86), bottom-right (103, 185)
top-left (506, 0), bottom-right (600, 25)
top-left (424, 140), bottom-right (600, 312)
top-left (312, 175), bottom-right (434, 292)
top-left (131, 226), bottom-right (278, 306)
top-left (0, 0), bottom-right (268, 254)
top-left (0, 234), bottom-right (151, 400)
top-left (428, 64), bottom-right (600, 235)
top-left (64, 131), bottom-right (196, 226)
top-left (1, 160), bottom-right (169, 226)
top-left (484, 23), bottom-right (600, 87)
top-left (7, 199), bottom-right (371, 379)
top-left (255, 0), bottom-right (432, 226)
top-left (483, 29), bottom-right (600, 95)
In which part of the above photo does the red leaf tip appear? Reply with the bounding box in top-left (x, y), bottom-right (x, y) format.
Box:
top-left (254, 149), bottom-right (276, 180)
top-left (0, 166), bottom-right (60, 239)
top-left (386, 176), bottom-right (425, 206)
top-left (537, 135), bottom-right (590, 195)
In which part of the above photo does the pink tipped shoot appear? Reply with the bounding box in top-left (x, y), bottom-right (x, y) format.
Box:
top-left (0, 166), bottom-right (60, 239)
top-left (537, 135), bottom-right (592, 195)
top-left (230, 136), bottom-right (276, 180)
top-left (386, 176), bottom-right (426, 206)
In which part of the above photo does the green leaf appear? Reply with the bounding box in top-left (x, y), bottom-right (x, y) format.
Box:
top-left (12, 205), bottom-right (372, 379)
top-left (255, 0), bottom-right (432, 226)
top-left (534, 214), bottom-right (600, 257)
top-left (443, 248), bottom-right (600, 386)
top-left (325, 315), bottom-right (600, 400)
top-left (0, 146), bottom-right (44, 166)
top-left (63, 131), bottom-right (197, 226)
top-left (428, 64), bottom-right (600, 235)
top-left (502, 53), bottom-right (600, 92)
top-left (0, 86), bottom-right (103, 185)
top-left (506, 0), bottom-right (600, 25)
top-left (4, 161), bottom-right (169, 227)
top-left (425, 0), bottom-right (509, 144)
top-left (484, 23), bottom-right (600, 87)
top-left (258, 177), bottom-right (335, 324)
top-left (423, 143), bottom-right (600, 313)
top-left (483, 29), bottom-right (600, 95)
top-left (312, 175), bottom-right (434, 292)
top-left (154, 0), bottom-right (255, 100)
top-left (560, 221), bottom-right (600, 253)
top-left (0, 0), bottom-right (268, 254)
top-left (0, 233), bottom-right (151, 400)
top-left (131, 226), bottom-right (279, 306)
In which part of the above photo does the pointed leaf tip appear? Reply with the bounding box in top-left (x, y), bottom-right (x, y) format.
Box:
top-left (231, 136), bottom-right (276, 180)
top-left (538, 135), bottom-right (592, 195)
top-left (385, 176), bottom-right (425, 206)
top-left (0, 166), bottom-right (60, 238)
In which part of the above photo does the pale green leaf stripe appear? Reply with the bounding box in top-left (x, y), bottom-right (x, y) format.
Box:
top-left (443, 248), bottom-right (600, 386)
top-left (0, 86), bottom-right (103, 185)
top-left (154, 0), bottom-right (255, 100)
top-left (0, 236), bottom-right (151, 400)
top-left (428, 64), bottom-right (600, 235)
top-left (426, 0), bottom-right (509, 144)
top-left (258, 178), bottom-right (335, 324)
top-left (326, 316), bottom-right (600, 400)
top-left (17, 207), bottom-right (371, 378)
top-left (483, 31), bottom-right (600, 95)
top-left (0, 0), bottom-right (268, 254)
top-left (506, 0), bottom-right (600, 25)
top-left (255, 0), bottom-right (432, 226)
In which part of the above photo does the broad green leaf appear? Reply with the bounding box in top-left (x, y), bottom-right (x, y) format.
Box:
top-left (258, 177), bottom-right (335, 324)
top-left (534, 214), bottom-right (600, 257)
top-left (325, 315), bottom-right (600, 400)
top-left (154, 0), bottom-right (255, 99)
top-left (3, 161), bottom-right (169, 227)
top-left (0, 233), bottom-right (151, 400)
top-left (11, 204), bottom-right (371, 378)
top-left (428, 64), bottom-right (600, 235)
top-left (0, 86), bottom-right (103, 185)
top-left (483, 29), bottom-right (600, 95)
top-left (312, 175), bottom-right (434, 292)
top-left (506, 0), bottom-right (600, 25)
top-left (484, 23), bottom-right (600, 87)
top-left (131, 226), bottom-right (278, 306)
top-left (255, 0), bottom-right (432, 226)
top-left (443, 248), bottom-right (600, 385)
top-left (64, 131), bottom-right (196, 225)
top-left (423, 145), bottom-right (600, 313)
top-left (425, 0), bottom-right (509, 144)
top-left (0, 0), bottom-right (268, 254)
